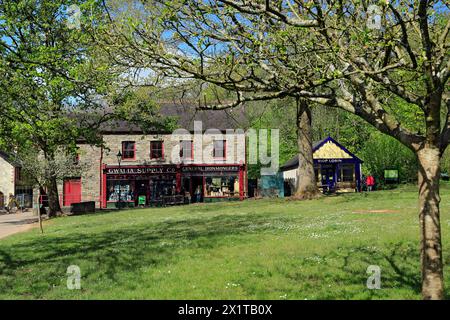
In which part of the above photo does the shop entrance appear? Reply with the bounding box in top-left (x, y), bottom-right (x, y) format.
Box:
top-left (191, 176), bottom-right (203, 203)
top-left (320, 165), bottom-right (336, 192)
top-left (135, 180), bottom-right (149, 206)
top-left (63, 178), bottom-right (81, 206)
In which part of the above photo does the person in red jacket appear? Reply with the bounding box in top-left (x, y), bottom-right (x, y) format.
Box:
top-left (366, 175), bottom-right (375, 192)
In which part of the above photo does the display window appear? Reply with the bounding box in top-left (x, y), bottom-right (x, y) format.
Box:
top-left (341, 164), bottom-right (354, 182)
top-left (107, 180), bottom-right (135, 202)
top-left (205, 176), bottom-right (239, 197)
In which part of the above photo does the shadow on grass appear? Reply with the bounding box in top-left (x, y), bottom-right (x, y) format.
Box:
top-left (0, 211), bottom-right (444, 299)
top-left (0, 212), bottom-right (284, 296)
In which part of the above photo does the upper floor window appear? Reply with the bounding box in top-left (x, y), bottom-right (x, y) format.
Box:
top-left (213, 140), bottom-right (226, 159)
top-left (150, 141), bottom-right (164, 159)
top-left (122, 141), bottom-right (136, 160)
top-left (15, 167), bottom-right (23, 182)
top-left (180, 140), bottom-right (193, 160)
top-left (73, 153), bottom-right (80, 165)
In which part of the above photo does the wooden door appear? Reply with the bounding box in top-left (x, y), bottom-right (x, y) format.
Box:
top-left (63, 178), bottom-right (81, 206)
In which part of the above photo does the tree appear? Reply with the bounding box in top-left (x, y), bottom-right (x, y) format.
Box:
top-left (0, 0), bottom-right (114, 216)
top-left (0, 1), bottom-right (174, 216)
top-left (12, 146), bottom-right (89, 227)
top-left (102, 0), bottom-right (449, 299)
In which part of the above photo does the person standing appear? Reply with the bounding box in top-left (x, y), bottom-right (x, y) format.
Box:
top-left (366, 175), bottom-right (375, 192)
top-left (195, 185), bottom-right (202, 203)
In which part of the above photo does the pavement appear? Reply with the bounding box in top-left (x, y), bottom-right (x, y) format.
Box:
top-left (0, 211), bottom-right (39, 240)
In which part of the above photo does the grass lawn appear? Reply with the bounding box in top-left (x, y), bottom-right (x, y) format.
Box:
top-left (0, 183), bottom-right (449, 300)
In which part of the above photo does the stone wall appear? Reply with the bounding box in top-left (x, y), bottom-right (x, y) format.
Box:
top-left (64, 132), bottom-right (247, 208)
top-left (101, 132), bottom-right (246, 166)
top-left (0, 156), bottom-right (15, 200)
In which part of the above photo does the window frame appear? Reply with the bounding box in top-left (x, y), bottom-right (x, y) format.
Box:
top-left (150, 141), bottom-right (164, 160)
top-left (341, 164), bottom-right (354, 182)
top-left (122, 141), bottom-right (136, 160)
top-left (180, 140), bottom-right (193, 160)
top-left (213, 140), bottom-right (227, 159)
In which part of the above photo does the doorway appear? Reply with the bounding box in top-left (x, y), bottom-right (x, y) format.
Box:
top-left (191, 176), bottom-right (203, 203)
top-left (63, 178), bottom-right (82, 206)
top-left (320, 165), bottom-right (336, 191)
top-left (135, 180), bottom-right (149, 206)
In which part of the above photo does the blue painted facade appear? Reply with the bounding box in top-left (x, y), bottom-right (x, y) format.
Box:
top-left (281, 136), bottom-right (363, 193)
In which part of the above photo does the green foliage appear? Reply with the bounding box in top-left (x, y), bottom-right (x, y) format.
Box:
top-left (441, 148), bottom-right (450, 174)
top-left (357, 132), bottom-right (418, 184)
top-left (0, 0), bottom-right (113, 156)
top-left (246, 98), bottom-right (297, 178)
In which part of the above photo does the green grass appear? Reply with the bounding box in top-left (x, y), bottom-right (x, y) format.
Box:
top-left (1, 183), bottom-right (450, 299)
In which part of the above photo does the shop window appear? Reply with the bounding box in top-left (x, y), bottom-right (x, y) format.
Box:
top-left (341, 164), bottom-right (354, 182)
top-left (213, 140), bottom-right (226, 159)
top-left (150, 141), bottom-right (164, 159)
top-left (107, 180), bottom-right (135, 202)
top-left (205, 176), bottom-right (239, 197)
top-left (180, 140), bottom-right (193, 160)
top-left (122, 141), bottom-right (135, 160)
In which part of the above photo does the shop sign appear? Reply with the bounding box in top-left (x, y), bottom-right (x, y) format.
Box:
top-left (316, 159), bottom-right (343, 163)
top-left (182, 166), bottom-right (240, 173)
top-left (105, 167), bottom-right (177, 175)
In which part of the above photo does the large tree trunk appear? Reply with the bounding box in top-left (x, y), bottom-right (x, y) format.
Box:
top-left (417, 146), bottom-right (444, 299)
top-left (46, 176), bottom-right (62, 217)
top-left (293, 99), bottom-right (320, 199)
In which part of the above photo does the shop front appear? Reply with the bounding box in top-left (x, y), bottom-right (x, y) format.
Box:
top-left (102, 164), bottom-right (246, 208)
top-left (182, 165), bottom-right (245, 203)
top-left (103, 165), bottom-right (179, 208)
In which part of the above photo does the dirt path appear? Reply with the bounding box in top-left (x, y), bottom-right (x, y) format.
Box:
top-left (0, 211), bottom-right (38, 240)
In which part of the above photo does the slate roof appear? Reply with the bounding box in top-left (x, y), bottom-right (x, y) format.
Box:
top-left (99, 103), bottom-right (251, 134)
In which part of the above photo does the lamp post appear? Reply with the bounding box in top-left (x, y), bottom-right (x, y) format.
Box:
top-left (116, 151), bottom-right (122, 209)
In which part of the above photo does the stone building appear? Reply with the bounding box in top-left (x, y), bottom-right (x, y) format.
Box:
top-left (60, 104), bottom-right (249, 209)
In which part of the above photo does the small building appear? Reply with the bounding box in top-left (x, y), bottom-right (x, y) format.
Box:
top-left (280, 136), bottom-right (363, 193)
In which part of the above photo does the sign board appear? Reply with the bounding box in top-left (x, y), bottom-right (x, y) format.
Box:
top-left (384, 169), bottom-right (399, 183)
top-left (105, 167), bottom-right (177, 175)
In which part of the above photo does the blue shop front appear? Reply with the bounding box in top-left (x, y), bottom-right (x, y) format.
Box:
top-left (281, 136), bottom-right (363, 193)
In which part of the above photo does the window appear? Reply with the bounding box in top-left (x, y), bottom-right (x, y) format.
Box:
top-left (73, 153), bottom-right (80, 165)
top-left (341, 164), bottom-right (354, 182)
top-left (180, 140), bottom-right (193, 160)
top-left (213, 140), bottom-right (226, 159)
top-left (122, 141), bottom-right (135, 160)
top-left (150, 141), bottom-right (164, 159)
top-left (205, 176), bottom-right (238, 197)
top-left (15, 167), bottom-right (22, 182)
top-left (107, 180), bottom-right (134, 202)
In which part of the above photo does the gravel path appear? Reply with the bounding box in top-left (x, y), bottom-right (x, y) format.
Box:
top-left (0, 211), bottom-right (38, 240)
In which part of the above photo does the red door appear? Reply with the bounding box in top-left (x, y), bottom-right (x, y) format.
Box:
top-left (63, 178), bottom-right (81, 206)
